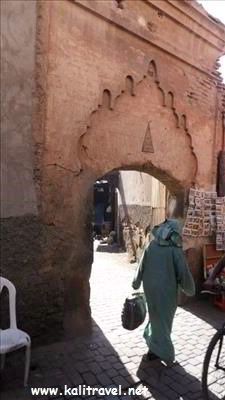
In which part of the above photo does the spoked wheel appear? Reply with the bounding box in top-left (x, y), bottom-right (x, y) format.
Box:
top-left (202, 328), bottom-right (225, 400)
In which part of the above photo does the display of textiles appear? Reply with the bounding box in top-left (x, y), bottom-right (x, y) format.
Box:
top-left (215, 197), bottom-right (225, 251)
top-left (183, 188), bottom-right (225, 251)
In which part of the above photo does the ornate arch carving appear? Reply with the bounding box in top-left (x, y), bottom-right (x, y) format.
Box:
top-left (78, 59), bottom-right (198, 184)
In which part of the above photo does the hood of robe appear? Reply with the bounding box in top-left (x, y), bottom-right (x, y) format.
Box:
top-left (152, 219), bottom-right (183, 247)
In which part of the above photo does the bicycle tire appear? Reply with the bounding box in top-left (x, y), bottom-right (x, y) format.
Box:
top-left (202, 328), bottom-right (224, 400)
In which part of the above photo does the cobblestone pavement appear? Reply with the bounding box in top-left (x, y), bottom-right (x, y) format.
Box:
top-left (1, 243), bottom-right (224, 400)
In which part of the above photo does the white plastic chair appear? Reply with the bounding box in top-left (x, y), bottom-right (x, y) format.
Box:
top-left (0, 277), bottom-right (31, 386)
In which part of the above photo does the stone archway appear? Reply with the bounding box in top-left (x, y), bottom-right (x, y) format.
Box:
top-left (48, 61), bottom-right (198, 336)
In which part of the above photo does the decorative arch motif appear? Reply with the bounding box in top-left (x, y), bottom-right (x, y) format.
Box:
top-left (78, 59), bottom-right (198, 183)
top-left (124, 75), bottom-right (135, 95)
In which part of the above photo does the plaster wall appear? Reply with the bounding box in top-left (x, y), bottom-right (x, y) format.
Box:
top-left (118, 171), bottom-right (166, 207)
top-left (0, 0), bottom-right (64, 341)
top-left (39, 0), bottom-right (225, 227)
top-left (1, 0), bottom-right (38, 217)
top-left (117, 171), bottom-right (166, 259)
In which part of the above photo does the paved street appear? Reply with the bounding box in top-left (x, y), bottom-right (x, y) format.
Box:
top-left (1, 244), bottom-right (224, 400)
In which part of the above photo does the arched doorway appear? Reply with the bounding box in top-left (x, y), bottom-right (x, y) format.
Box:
top-left (62, 167), bottom-right (189, 337)
top-left (41, 62), bottom-right (197, 336)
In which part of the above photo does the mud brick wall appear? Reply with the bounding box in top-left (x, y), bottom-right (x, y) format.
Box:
top-left (0, 216), bottom-right (65, 343)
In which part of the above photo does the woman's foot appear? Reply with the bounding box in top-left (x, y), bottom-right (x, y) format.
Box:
top-left (146, 351), bottom-right (160, 361)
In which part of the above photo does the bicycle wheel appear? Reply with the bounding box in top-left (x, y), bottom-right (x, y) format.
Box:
top-left (202, 328), bottom-right (225, 400)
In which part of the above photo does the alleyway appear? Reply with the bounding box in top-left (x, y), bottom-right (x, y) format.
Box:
top-left (1, 245), bottom-right (224, 400)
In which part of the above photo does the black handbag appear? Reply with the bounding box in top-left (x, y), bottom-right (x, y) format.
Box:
top-left (121, 292), bottom-right (146, 330)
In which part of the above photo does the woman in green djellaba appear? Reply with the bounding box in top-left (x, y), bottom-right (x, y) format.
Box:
top-left (132, 219), bottom-right (195, 364)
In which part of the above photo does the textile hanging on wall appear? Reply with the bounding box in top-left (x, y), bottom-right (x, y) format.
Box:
top-left (183, 189), bottom-right (225, 251)
top-left (215, 197), bottom-right (225, 251)
top-left (183, 189), bottom-right (217, 237)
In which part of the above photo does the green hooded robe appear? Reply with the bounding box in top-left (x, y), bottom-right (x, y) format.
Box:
top-left (132, 219), bottom-right (195, 363)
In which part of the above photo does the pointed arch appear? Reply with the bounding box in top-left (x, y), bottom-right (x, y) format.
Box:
top-left (102, 89), bottom-right (112, 109)
top-left (148, 60), bottom-right (159, 83)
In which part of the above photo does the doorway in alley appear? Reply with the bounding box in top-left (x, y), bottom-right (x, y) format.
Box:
top-left (92, 170), bottom-right (168, 263)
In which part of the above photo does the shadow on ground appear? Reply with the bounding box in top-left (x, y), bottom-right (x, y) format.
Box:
top-left (183, 296), bottom-right (224, 330)
top-left (0, 318), bottom-right (221, 400)
top-left (136, 357), bottom-right (220, 400)
top-left (96, 243), bottom-right (125, 254)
